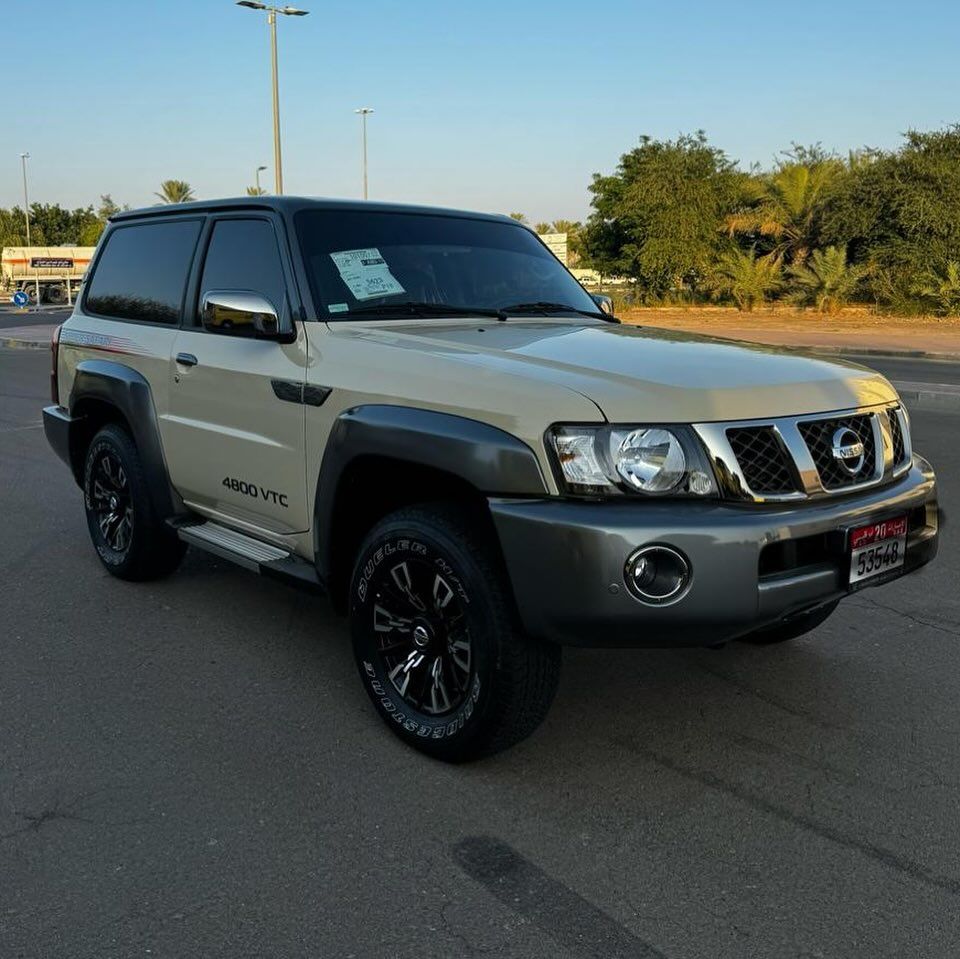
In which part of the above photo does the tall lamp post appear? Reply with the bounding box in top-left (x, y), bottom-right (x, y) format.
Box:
top-left (255, 164), bottom-right (268, 193)
top-left (19, 152), bottom-right (31, 246)
top-left (236, 2), bottom-right (309, 195)
top-left (354, 108), bottom-right (374, 200)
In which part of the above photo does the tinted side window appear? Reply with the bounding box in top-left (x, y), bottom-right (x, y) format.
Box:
top-left (85, 220), bottom-right (201, 324)
top-left (198, 218), bottom-right (286, 320)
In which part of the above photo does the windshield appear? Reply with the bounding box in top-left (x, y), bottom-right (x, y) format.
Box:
top-left (295, 209), bottom-right (600, 319)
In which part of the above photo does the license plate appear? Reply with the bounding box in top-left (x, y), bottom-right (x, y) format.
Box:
top-left (849, 516), bottom-right (907, 586)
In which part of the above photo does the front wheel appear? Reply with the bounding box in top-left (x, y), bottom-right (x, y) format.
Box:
top-left (350, 505), bottom-right (561, 762)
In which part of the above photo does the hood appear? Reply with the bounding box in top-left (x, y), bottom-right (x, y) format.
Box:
top-left (331, 318), bottom-right (898, 423)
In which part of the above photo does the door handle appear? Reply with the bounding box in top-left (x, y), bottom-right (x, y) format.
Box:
top-left (175, 352), bottom-right (198, 367)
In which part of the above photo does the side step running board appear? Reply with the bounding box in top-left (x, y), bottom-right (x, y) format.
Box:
top-left (172, 519), bottom-right (324, 592)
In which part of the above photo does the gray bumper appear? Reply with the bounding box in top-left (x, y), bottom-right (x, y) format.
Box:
top-left (490, 457), bottom-right (939, 648)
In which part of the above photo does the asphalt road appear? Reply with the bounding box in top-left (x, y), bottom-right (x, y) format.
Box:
top-left (2, 349), bottom-right (958, 959)
top-left (841, 353), bottom-right (960, 387)
top-left (0, 305), bottom-right (71, 330)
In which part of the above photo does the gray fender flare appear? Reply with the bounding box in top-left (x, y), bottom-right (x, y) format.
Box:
top-left (313, 404), bottom-right (548, 581)
top-left (69, 359), bottom-right (183, 519)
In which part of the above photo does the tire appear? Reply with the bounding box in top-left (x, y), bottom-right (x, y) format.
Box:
top-left (741, 600), bottom-right (839, 645)
top-left (349, 504), bottom-right (561, 762)
top-left (82, 424), bottom-right (186, 581)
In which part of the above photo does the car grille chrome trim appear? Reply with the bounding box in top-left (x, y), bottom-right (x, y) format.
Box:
top-left (694, 403), bottom-right (910, 503)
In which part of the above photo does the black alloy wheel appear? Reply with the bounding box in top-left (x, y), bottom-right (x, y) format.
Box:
top-left (90, 450), bottom-right (134, 555)
top-left (350, 504), bottom-right (561, 762)
top-left (82, 424), bottom-right (186, 581)
top-left (370, 555), bottom-right (473, 717)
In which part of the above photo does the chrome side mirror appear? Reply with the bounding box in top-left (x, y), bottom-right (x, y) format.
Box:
top-left (591, 293), bottom-right (614, 315)
top-left (200, 290), bottom-right (291, 341)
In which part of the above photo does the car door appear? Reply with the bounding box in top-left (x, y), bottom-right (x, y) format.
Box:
top-left (164, 213), bottom-right (309, 537)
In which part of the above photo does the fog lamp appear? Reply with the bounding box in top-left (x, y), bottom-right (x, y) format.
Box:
top-left (624, 545), bottom-right (691, 605)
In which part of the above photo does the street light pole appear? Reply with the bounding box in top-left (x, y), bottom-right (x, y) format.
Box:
top-left (268, 8), bottom-right (282, 194)
top-left (19, 153), bottom-right (31, 246)
top-left (355, 108), bottom-right (374, 200)
top-left (236, 2), bottom-right (309, 196)
top-left (255, 164), bottom-right (268, 193)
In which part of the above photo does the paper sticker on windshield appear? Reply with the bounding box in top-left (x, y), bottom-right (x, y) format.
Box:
top-left (330, 248), bottom-right (405, 302)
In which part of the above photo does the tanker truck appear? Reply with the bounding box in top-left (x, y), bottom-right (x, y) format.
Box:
top-left (1, 247), bottom-right (95, 304)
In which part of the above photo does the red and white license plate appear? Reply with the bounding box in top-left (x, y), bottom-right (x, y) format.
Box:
top-left (849, 516), bottom-right (908, 586)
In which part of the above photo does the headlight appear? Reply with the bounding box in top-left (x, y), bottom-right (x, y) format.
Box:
top-left (549, 424), bottom-right (717, 497)
top-left (612, 428), bottom-right (686, 492)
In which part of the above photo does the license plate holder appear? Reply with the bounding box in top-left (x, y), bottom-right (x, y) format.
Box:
top-left (847, 515), bottom-right (908, 588)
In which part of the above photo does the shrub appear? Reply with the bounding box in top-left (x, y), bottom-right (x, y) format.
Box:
top-left (787, 245), bottom-right (868, 313)
top-left (911, 261), bottom-right (960, 316)
top-left (707, 248), bottom-right (782, 311)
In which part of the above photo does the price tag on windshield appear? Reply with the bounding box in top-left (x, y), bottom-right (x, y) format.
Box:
top-left (330, 248), bottom-right (406, 302)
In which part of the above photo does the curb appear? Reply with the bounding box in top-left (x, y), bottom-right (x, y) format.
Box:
top-left (806, 345), bottom-right (960, 362)
top-left (892, 380), bottom-right (960, 413)
top-left (0, 336), bottom-right (49, 351)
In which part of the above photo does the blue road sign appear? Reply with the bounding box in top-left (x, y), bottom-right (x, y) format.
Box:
top-left (12, 290), bottom-right (30, 307)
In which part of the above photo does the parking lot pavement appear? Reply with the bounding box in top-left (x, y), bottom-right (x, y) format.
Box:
top-left (2, 348), bottom-right (959, 959)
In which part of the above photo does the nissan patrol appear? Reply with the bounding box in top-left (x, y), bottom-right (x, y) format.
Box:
top-left (43, 197), bottom-right (939, 760)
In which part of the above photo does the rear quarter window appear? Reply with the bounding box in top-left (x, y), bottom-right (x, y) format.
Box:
top-left (85, 219), bottom-right (201, 324)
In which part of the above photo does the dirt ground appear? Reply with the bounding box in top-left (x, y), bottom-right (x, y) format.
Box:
top-left (619, 307), bottom-right (960, 356)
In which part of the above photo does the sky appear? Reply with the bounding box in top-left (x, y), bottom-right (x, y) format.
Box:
top-left (4, 0), bottom-right (960, 223)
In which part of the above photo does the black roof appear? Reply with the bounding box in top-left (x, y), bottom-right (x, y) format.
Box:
top-left (110, 195), bottom-right (520, 225)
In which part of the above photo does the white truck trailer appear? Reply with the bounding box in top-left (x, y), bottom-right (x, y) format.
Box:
top-left (1, 247), bottom-right (96, 304)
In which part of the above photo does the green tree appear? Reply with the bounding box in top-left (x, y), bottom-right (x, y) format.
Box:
top-left (534, 221), bottom-right (551, 234)
top-left (79, 219), bottom-right (106, 246)
top-left (708, 248), bottom-right (782, 311)
top-left (725, 155), bottom-right (844, 264)
top-left (508, 212), bottom-right (528, 223)
top-left (550, 219), bottom-right (581, 237)
top-left (98, 194), bottom-right (121, 219)
top-left (788, 245), bottom-right (867, 313)
top-left (246, 186), bottom-right (267, 196)
top-left (579, 132), bottom-right (747, 298)
top-left (821, 126), bottom-right (960, 298)
top-left (155, 180), bottom-right (195, 204)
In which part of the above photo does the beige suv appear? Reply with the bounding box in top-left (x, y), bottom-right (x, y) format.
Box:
top-left (43, 197), bottom-right (940, 760)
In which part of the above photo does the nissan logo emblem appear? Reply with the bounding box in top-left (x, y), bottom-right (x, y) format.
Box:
top-left (831, 426), bottom-right (866, 475)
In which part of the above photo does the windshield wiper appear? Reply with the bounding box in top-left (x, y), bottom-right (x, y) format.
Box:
top-left (499, 301), bottom-right (608, 320)
top-left (336, 301), bottom-right (507, 320)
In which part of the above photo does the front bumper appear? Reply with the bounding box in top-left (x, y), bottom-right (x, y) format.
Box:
top-left (490, 457), bottom-right (939, 647)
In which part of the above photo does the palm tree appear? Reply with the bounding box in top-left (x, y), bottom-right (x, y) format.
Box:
top-left (708, 248), bottom-right (782, 312)
top-left (246, 186), bottom-right (267, 196)
top-left (154, 180), bottom-right (195, 204)
top-left (508, 212), bottom-right (528, 223)
top-left (912, 261), bottom-right (960, 316)
top-left (725, 160), bottom-right (842, 264)
top-left (534, 222), bottom-right (551, 234)
top-left (550, 219), bottom-right (581, 237)
top-left (788, 245), bottom-right (868, 313)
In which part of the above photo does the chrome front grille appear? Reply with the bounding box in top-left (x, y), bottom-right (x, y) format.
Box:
top-left (695, 404), bottom-right (911, 503)
top-left (725, 427), bottom-right (797, 495)
top-left (797, 414), bottom-right (876, 490)
top-left (889, 411), bottom-right (905, 464)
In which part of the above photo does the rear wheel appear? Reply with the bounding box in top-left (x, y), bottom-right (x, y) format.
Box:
top-left (741, 600), bottom-right (839, 645)
top-left (350, 505), bottom-right (561, 762)
top-left (82, 424), bottom-right (186, 581)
